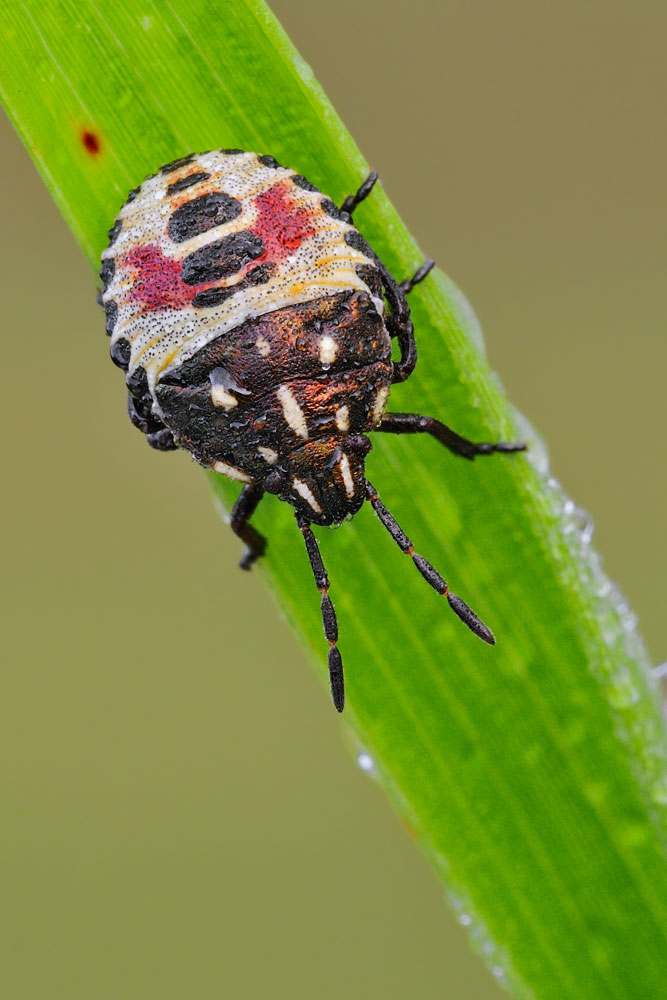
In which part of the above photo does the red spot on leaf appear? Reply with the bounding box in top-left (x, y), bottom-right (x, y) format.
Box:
top-left (81, 130), bottom-right (101, 155)
top-left (250, 181), bottom-right (317, 264)
top-left (123, 244), bottom-right (196, 311)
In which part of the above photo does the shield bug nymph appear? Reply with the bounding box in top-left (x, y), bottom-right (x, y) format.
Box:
top-left (100, 149), bottom-right (525, 711)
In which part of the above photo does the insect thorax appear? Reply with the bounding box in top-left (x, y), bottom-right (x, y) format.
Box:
top-left (155, 289), bottom-right (392, 523)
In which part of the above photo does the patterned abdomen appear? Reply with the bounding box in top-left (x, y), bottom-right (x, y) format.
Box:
top-left (101, 149), bottom-right (392, 483)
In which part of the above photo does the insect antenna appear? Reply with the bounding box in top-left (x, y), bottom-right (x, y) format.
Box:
top-left (364, 480), bottom-right (495, 645)
top-left (295, 512), bottom-right (345, 712)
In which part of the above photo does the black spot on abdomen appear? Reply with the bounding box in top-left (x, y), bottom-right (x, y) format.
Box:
top-left (99, 257), bottom-right (115, 292)
top-left (110, 337), bottom-right (131, 370)
top-left (292, 174), bottom-right (319, 193)
top-left (104, 300), bottom-right (118, 335)
top-left (161, 154), bottom-right (195, 174)
top-left (345, 229), bottom-right (375, 260)
top-left (321, 198), bottom-right (346, 221)
top-left (166, 170), bottom-right (210, 195)
top-left (107, 219), bottom-right (122, 245)
top-left (257, 153), bottom-right (283, 169)
top-left (181, 231), bottom-right (265, 285)
top-left (168, 191), bottom-right (243, 243)
top-left (191, 262), bottom-right (275, 308)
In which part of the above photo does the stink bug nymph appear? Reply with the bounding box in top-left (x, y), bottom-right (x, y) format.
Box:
top-left (100, 150), bottom-right (525, 712)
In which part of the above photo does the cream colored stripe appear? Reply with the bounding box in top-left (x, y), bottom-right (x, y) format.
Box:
top-left (277, 385), bottom-right (308, 439)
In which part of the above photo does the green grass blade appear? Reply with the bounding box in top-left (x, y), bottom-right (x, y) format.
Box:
top-left (3, 2), bottom-right (667, 996)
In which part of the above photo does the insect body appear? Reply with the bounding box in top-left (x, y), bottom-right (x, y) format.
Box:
top-left (101, 149), bottom-right (524, 711)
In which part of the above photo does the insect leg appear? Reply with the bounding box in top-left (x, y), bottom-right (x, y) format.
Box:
top-left (365, 480), bottom-right (495, 644)
top-left (344, 220), bottom-right (417, 383)
top-left (375, 412), bottom-right (526, 460)
top-left (400, 258), bottom-right (435, 295)
top-left (126, 391), bottom-right (178, 451)
top-left (372, 259), bottom-right (417, 384)
top-left (295, 512), bottom-right (345, 712)
top-left (377, 257), bottom-right (434, 380)
top-left (340, 170), bottom-right (378, 216)
top-left (230, 483), bottom-right (267, 570)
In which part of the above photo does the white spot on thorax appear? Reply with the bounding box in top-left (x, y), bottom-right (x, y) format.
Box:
top-left (335, 405), bottom-right (350, 432)
top-left (213, 461), bottom-right (251, 483)
top-left (258, 446), bottom-right (278, 464)
top-left (293, 478), bottom-right (322, 514)
top-left (277, 384), bottom-right (308, 439)
top-left (319, 335), bottom-right (337, 366)
top-left (371, 385), bottom-right (390, 425)
top-left (210, 385), bottom-right (238, 410)
top-left (256, 336), bottom-right (271, 357)
top-left (339, 452), bottom-right (355, 498)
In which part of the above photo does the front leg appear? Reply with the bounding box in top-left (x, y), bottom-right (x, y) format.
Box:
top-left (376, 412), bottom-right (526, 460)
top-left (230, 483), bottom-right (267, 569)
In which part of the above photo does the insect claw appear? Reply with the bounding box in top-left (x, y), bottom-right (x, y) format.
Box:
top-left (328, 646), bottom-right (345, 712)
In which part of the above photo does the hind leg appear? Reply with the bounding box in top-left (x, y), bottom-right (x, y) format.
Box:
top-left (375, 412), bottom-right (526, 460)
top-left (230, 483), bottom-right (267, 570)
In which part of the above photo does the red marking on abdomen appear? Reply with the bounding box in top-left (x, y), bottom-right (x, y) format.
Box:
top-left (123, 245), bottom-right (196, 311)
top-left (250, 181), bottom-right (318, 265)
top-left (123, 181), bottom-right (318, 314)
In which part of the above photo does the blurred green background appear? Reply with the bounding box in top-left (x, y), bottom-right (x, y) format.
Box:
top-left (2, 1), bottom-right (665, 997)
